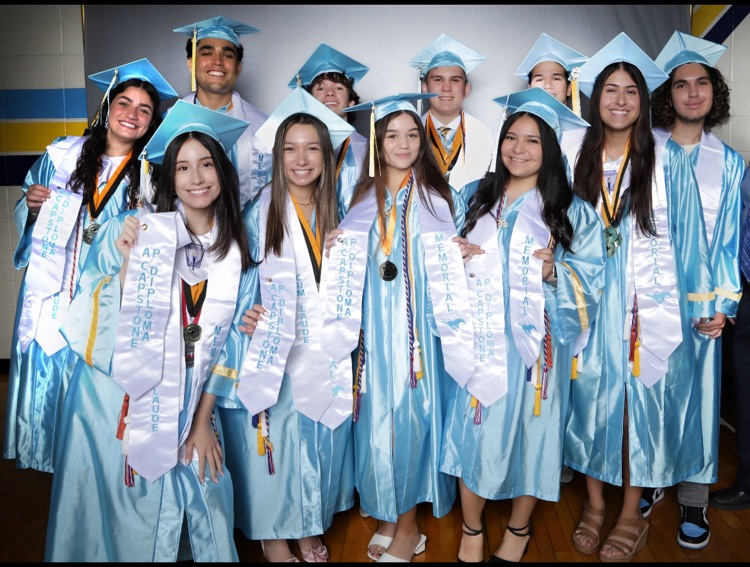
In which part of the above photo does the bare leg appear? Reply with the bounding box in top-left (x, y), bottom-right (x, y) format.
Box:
top-left (381, 506), bottom-right (424, 561)
top-left (261, 539), bottom-right (297, 562)
top-left (572, 475), bottom-right (606, 551)
top-left (493, 495), bottom-right (537, 561)
top-left (458, 478), bottom-right (486, 562)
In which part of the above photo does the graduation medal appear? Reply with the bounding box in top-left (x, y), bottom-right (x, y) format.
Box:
top-left (82, 222), bottom-right (100, 244)
top-left (379, 260), bottom-right (398, 281)
top-left (604, 224), bottom-right (622, 258)
top-left (184, 322), bottom-right (202, 345)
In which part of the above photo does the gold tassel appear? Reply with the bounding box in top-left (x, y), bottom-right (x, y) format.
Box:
top-left (533, 359), bottom-right (542, 416)
top-left (191, 28), bottom-right (197, 93)
top-left (257, 415), bottom-right (265, 456)
top-left (632, 340), bottom-right (641, 377)
top-left (571, 67), bottom-right (581, 118)
top-left (368, 103), bottom-right (376, 177)
top-left (571, 355), bottom-right (578, 379)
top-left (414, 339), bottom-right (423, 380)
top-left (470, 396), bottom-right (478, 409)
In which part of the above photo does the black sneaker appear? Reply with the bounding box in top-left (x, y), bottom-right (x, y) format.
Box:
top-left (640, 487), bottom-right (665, 519)
top-left (677, 505), bottom-right (710, 549)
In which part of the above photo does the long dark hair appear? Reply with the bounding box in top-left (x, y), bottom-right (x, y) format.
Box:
top-left (463, 111), bottom-right (574, 252)
top-left (151, 131), bottom-right (254, 271)
top-left (68, 78), bottom-right (162, 210)
top-left (349, 109), bottom-right (453, 246)
top-left (573, 61), bottom-right (656, 237)
top-left (264, 112), bottom-right (338, 258)
top-left (651, 63), bottom-right (731, 131)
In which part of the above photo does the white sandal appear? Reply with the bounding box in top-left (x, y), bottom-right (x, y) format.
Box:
top-left (367, 533), bottom-right (394, 561)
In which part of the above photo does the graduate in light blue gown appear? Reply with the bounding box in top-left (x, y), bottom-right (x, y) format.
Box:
top-left (3, 59), bottom-right (177, 473)
top-left (204, 87), bottom-right (356, 563)
top-left (45, 101), bottom-right (253, 561)
top-left (562, 33), bottom-right (715, 562)
top-left (329, 93), bottom-right (473, 563)
top-left (290, 42), bottom-right (370, 212)
top-left (647, 31), bottom-right (745, 550)
top-left (441, 88), bottom-right (605, 563)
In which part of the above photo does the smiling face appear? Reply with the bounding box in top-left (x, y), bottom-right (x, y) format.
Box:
top-left (191, 37), bottom-right (241, 98)
top-left (174, 137), bottom-right (221, 221)
top-left (310, 77), bottom-right (353, 118)
top-left (422, 65), bottom-right (469, 122)
top-left (283, 123), bottom-right (323, 193)
top-left (529, 60), bottom-right (571, 104)
top-left (500, 114), bottom-right (543, 188)
top-left (381, 112), bottom-right (421, 181)
top-left (105, 86), bottom-right (155, 147)
top-left (599, 68), bottom-right (641, 135)
top-left (670, 62), bottom-right (713, 125)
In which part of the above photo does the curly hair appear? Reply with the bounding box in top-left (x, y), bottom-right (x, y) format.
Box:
top-left (651, 63), bottom-right (730, 131)
top-left (304, 72), bottom-right (361, 125)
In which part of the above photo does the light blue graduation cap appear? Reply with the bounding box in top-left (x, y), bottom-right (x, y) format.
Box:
top-left (409, 34), bottom-right (486, 79)
top-left (654, 31), bottom-right (727, 76)
top-left (490, 87), bottom-right (590, 172)
top-left (174, 15), bottom-right (259, 93)
top-left (343, 93), bottom-right (437, 177)
top-left (173, 15), bottom-right (259, 46)
top-left (254, 86), bottom-right (355, 153)
top-left (141, 99), bottom-right (249, 165)
top-left (515, 33), bottom-right (588, 78)
top-left (88, 58), bottom-right (178, 129)
top-left (577, 32), bottom-right (669, 98)
top-left (288, 42), bottom-right (369, 88)
top-left (88, 58), bottom-right (178, 101)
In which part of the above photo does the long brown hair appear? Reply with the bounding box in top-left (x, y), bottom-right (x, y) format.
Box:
top-left (349, 110), bottom-right (453, 246)
top-left (573, 61), bottom-right (656, 237)
top-left (264, 112), bottom-right (338, 258)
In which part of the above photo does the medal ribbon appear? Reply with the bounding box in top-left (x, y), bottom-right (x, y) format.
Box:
top-left (182, 280), bottom-right (206, 368)
top-left (335, 137), bottom-right (351, 183)
top-left (89, 150), bottom-right (132, 220)
top-left (600, 143), bottom-right (630, 229)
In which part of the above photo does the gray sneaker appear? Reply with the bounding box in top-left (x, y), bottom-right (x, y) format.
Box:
top-left (561, 465), bottom-right (574, 485)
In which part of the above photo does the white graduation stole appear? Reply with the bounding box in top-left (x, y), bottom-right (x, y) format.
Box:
top-left (624, 148), bottom-right (682, 388)
top-left (18, 137), bottom-right (86, 355)
top-left (283, 197), bottom-right (352, 427)
top-left (112, 211), bottom-right (188, 482)
top-left (418, 191), bottom-right (475, 384)
top-left (508, 189), bottom-right (550, 370)
top-left (235, 189), bottom-right (297, 415)
top-left (463, 207), bottom-right (508, 406)
top-left (320, 190), bottom-right (377, 362)
top-left (692, 132), bottom-right (724, 247)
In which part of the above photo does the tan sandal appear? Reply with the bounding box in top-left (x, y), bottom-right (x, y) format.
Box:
top-left (599, 517), bottom-right (649, 563)
top-left (573, 501), bottom-right (605, 555)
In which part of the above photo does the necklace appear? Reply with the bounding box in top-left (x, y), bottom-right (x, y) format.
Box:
top-left (295, 193), bottom-right (317, 207)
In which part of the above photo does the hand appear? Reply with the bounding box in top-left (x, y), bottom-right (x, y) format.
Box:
top-left (26, 183), bottom-right (52, 214)
top-left (115, 216), bottom-right (140, 261)
top-left (452, 236), bottom-right (483, 264)
top-left (324, 229), bottom-right (344, 258)
top-left (239, 303), bottom-right (266, 337)
top-left (534, 247), bottom-right (556, 281)
top-left (184, 413), bottom-right (224, 484)
top-left (695, 312), bottom-right (727, 339)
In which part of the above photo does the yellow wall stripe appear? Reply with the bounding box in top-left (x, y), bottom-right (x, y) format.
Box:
top-left (2, 121), bottom-right (88, 153)
top-left (692, 4), bottom-right (729, 37)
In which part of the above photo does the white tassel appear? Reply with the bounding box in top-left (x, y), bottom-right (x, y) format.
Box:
top-left (489, 108), bottom-right (507, 173)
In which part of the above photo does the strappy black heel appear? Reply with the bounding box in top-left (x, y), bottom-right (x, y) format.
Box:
top-left (457, 522), bottom-right (484, 563)
top-left (489, 523), bottom-right (534, 562)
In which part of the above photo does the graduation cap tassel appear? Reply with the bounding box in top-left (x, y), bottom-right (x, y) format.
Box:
top-left (93, 68), bottom-right (119, 128)
top-left (139, 149), bottom-right (149, 208)
top-left (416, 67), bottom-right (424, 115)
top-left (368, 104), bottom-right (376, 177)
top-left (191, 28), bottom-right (197, 93)
top-left (570, 67), bottom-right (582, 118)
top-left (489, 108), bottom-right (506, 173)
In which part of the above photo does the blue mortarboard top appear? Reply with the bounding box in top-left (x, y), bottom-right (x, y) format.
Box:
top-left (515, 33), bottom-right (588, 78)
top-left (578, 32), bottom-right (669, 98)
top-left (255, 87), bottom-right (355, 152)
top-left (288, 42), bottom-right (369, 89)
top-left (344, 93), bottom-right (437, 123)
top-left (141, 100), bottom-right (249, 165)
top-left (409, 34), bottom-right (486, 78)
top-left (173, 15), bottom-right (258, 46)
top-left (494, 87), bottom-right (590, 142)
top-left (654, 31), bottom-right (727, 77)
top-left (88, 58), bottom-right (178, 102)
